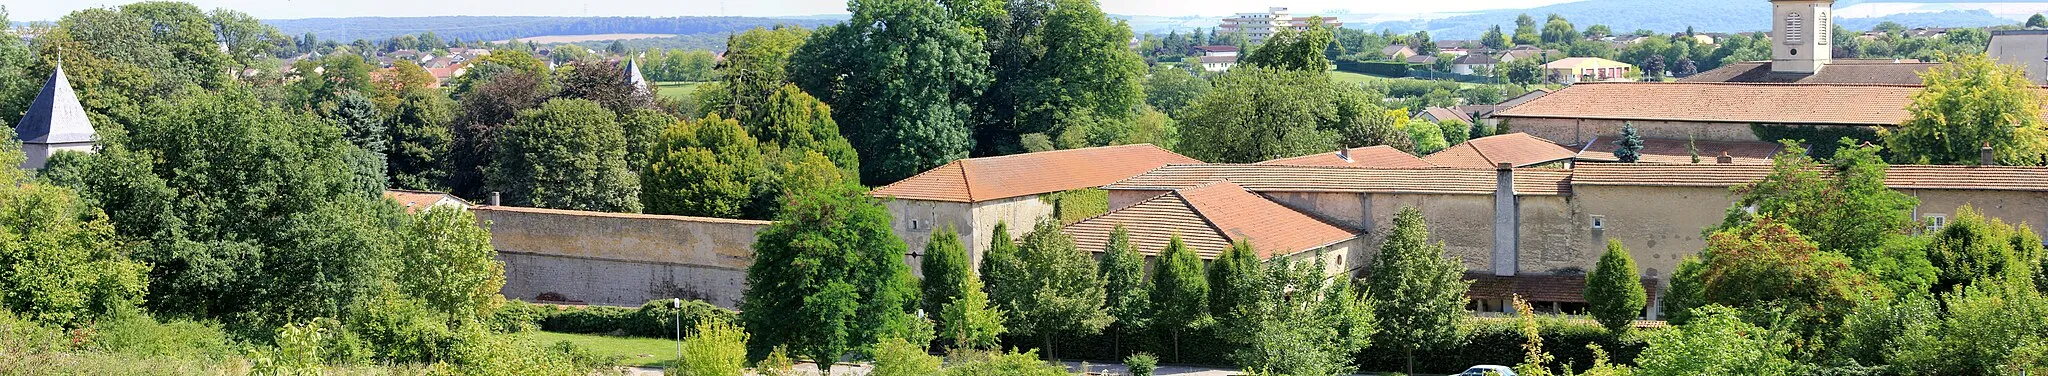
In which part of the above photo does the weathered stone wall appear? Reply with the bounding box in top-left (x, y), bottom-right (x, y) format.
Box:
top-left (475, 206), bottom-right (769, 308)
top-left (886, 195), bottom-right (1052, 275)
top-left (1518, 195), bottom-right (1584, 274)
top-left (1263, 191), bottom-right (1369, 230)
top-left (1568, 185), bottom-right (1737, 281)
top-left (1902, 189), bottom-right (2048, 238)
top-left (1361, 193), bottom-right (1500, 272)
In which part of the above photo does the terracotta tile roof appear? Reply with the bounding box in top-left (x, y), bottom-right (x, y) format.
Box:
top-left (1571, 163), bottom-right (2048, 192)
top-left (1574, 138), bottom-right (1782, 164)
top-left (470, 205), bottom-right (773, 225)
top-left (1066, 181), bottom-right (1359, 259)
top-left (869, 144), bottom-right (1201, 203)
top-left (1464, 273), bottom-right (1660, 303)
top-left (1257, 145), bottom-right (1437, 168)
top-left (1194, 45), bottom-right (1240, 53)
top-left (1679, 60), bottom-right (1940, 85)
top-left (1105, 164), bottom-right (1573, 196)
top-left (1418, 107), bottom-right (1474, 123)
top-left (1493, 82), bottom-right (1930, 126)
top-left (1424, 133), bottom-right (1580, 169)
top-left (383, 189), bottom-right (472, 213)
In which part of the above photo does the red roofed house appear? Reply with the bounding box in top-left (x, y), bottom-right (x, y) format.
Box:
top-left (1423, 133), bottom-right (1579, 169)
top-left (1065, 180), bottom-right (1361, 275)
top-left (869, 144), bottom-right (1200, 269)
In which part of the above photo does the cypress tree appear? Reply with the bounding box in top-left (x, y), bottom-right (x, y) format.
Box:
top-left (921, 226), bottom-right (970, 322)
top-left (1099, 226), bottom-right (1151, 356)
top-left (1149, 235), bottom-right (1209, 362)
top-left (1585, 239), bottom-right (1647, 334)
top-left (981, 221), bottom-right (1024, 310)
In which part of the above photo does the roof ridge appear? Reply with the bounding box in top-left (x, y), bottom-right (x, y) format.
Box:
top-left (1170, 186), bottom-right (1236, 246)
top-left (956, 159), bottom-right (976, 202)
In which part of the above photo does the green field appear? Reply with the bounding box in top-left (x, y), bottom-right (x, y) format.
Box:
top-left (516, 331), bottom-right (678, 367)
top-left (1329, 70), bottom-right (1486, 89)
top-left (655, 81), bottom-right (705, 101)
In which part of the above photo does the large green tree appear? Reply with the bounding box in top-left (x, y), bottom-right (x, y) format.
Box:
top-left (392, 206), bottom-right (505, 321)
top-left (789, 0), bottom-right (991, 185)
top-left (449, 71), bottom-right (551, 198)
top-left (739, 157), bottom-right (918, 368)
top-left (386, 88), bottom-right (455, 191)
top-left (1886, 53), bottom-right (2048, 165)
top-left (1143, 65), bottom-right (1209, 117)
top-left (1207, 241), bottom-right (1265, 337)
top-left (700, 26), bottom-right (810, 121)
top-left (1721, 142), bottom-right (1923, 269)
top-left (975, 0), bottom-right (1147, 154)
top-left (1365, 207), bottom-right (1470, 375)
top-left (488, 98), bottom-right (642, 212)
top-left (0, 131), bottom-right (150, 328)
top-left (1177, 67), bottom-right (1407, 163)
top-left (1241, 19), bottom-right (1335, 72)
top-left (641, 114), bottom-right (766, 218)
top-left (997, 220), bottom-right (1112, 358)
top-left (921, 226), bottom-right (972, 321)
top-left (1926, 206), bottom-right (2045, 294)
top-left (1586, 239), bottom-right (1647, 334)
top-left (1231, 254), bottom-right (1375, 376)
top-left (1680, 216), bottom-right (1889, 358)
top-left (1098, 226), bottom-right (1150, 356)
top-left (1148, 235), bottom-right (1208, 362)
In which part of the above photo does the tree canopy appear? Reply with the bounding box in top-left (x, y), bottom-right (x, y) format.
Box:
top-left (789, 0), bottom-right (991, 185)
top-left (1887, 53), bottom-right (2048, 166)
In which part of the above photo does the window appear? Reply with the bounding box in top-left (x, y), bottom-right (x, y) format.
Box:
top-left (1590, 215), bottom-right (1606, 230)
top-left (1784, 12), bottom-right (1805, 45)
top-left (1924, 214), bottom-right (1947, 233)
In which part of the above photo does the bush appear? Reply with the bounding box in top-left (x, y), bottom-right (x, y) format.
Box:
top-left (520, 299), bottom-right (737, 339)
top-left (1126, 352), bottom-right (1159, 376)
top-left (1355, 317), bottom-right (1649, 375)
top-left (1335, 61), bottom-right (1412, 77)
top-left (674, 318), bottom-right (748, 376)
top-left (87, 311), bottom-right (238, 361)
top-left (488, 299), bottom-right (549, 333)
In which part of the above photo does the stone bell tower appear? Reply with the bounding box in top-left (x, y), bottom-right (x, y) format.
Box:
top-left (1771, 0), bottom-right (1834, 74)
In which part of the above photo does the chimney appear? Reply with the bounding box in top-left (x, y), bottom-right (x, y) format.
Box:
top-left (1982, 143), bottom-right (1997, 166)
top-left (1337, 147), bottom-right (1352, 162)
top-left (489, 191), bottom-right (501, 206)
top-left (1716, 151), bottom-right (1733, 164)
top-left (1492, 162), bottom-right (1518, 277)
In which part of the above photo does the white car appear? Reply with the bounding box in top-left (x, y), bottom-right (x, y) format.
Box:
top-left (1456, 365), bottom-right (1518, 376)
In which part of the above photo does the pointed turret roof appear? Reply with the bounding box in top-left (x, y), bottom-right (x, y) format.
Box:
top-left (16, 62), bottom-right (95, 144)
top-left (622, 58), bottom-right (647, 91)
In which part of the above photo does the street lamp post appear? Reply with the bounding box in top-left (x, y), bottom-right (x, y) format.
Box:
top-left (673, 298), bottom-right (682, 368)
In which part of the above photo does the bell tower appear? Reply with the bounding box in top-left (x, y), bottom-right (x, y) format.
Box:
top-left (1772, 0), bottom-right (1834, 74)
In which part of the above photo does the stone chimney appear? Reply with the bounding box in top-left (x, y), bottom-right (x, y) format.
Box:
top-left (1493, 162), bottom-right (1518, 277)
top-left (489, 191), bottom-right (502, 206)
top-left (1716, 151), bottom-right (1734, 164)
top-left (1982, 143), bottom-right (1996, 166)
top-left (1337, 147), bottom-right (1352, 162)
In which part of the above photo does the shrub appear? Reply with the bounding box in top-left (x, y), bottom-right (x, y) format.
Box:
top-left (1126, 352), bottom-right (1159, 376)
top-left (487, 299), bottom-right (548, 333)
top-left (88, 311), bottom-right (237, 361)
top-left (869, 337), bottom-right (942, 376)
top-left (525, 299), bottom-right (736, 338)
top-left (1355, 317), bottom-right (1648, 375)
top-left (674, 318), bottom-right (749, 376)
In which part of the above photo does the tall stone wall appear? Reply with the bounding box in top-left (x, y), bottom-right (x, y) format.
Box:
top-left (474, 206), bottom-right (770, 308)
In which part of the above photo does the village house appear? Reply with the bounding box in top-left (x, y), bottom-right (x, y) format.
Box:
top-left (1542, 57), bottom-right (1635, 84)
top-left (1382, 44), bottom-right (1418, 61)
top-left (1450, 53), bottom-right (1499, 75)
top-left (1193, 45), bottom-right (1240, 72)
top-left (1988, 29), bottom-right (2048, 85)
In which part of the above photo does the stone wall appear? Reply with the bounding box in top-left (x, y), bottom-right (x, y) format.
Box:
top-left (1902, 189), bottom-right (2048, 238)
top-left (475, 206), bottom-right (769, 308)
top-left (886, 195), bottom-right (1053, 275)
top-left (1567, 185), bottom-right (1739, 281)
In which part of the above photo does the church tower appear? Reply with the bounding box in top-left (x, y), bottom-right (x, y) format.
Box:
top-left (1771, 0), bottom-right (1834, 74)
top-left (15, 62), bottom-right (97, 170)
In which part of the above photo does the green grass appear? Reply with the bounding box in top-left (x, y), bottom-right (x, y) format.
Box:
top-left (516, 331), bottom-right (679, 367)
top-left (1329, 70), bottom-right (1486, 89)
top-left (654, 81), bottom-right (705, 101)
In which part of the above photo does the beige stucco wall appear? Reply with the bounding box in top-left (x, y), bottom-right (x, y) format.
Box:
top-left (887, 195), bottom-right (1054, 275)
top-left (1989, 33), bottom-right (2048, 86)
top-left (1359, 193), bottom-right (1501, 272)
top-left (1518, 195), bottom-right (1584, 274)
top-left (1568, 185), bottom-right (1739, 281)
top-left (474, 207), bottom-right (770, 307)
top-left (1263, 191), bottom-right (1370, 230)
top-left (1903, 189), bottom-right (2048, 238)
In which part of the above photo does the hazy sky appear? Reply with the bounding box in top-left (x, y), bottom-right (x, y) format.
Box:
top-left (8, 0), bottom-right (1578, 21)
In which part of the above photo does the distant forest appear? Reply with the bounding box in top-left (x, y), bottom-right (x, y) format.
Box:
top-left (264, 16), bottom-right (839, 48)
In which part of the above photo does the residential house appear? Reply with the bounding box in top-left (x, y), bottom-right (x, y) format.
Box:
top-left (1406, 54), bottom-right (1439, 66)
top-left (1989, 29), bottom-right (2048, 85)
top-left (1382, 44), bottom-right (1418, 61)
top-left (1436, 40), bottom-right (1475, 56)
top-left (1451, 53), bottom-right (1500, 75)
top-left (1193, 45), bottom-right (1240, 72)
top-left (14, 62), bottom-right (95, 170)
top-left (1543, 57), bottom-right (1635, 84)
top-left (1498, 46), bottom-right (1564, 64)
top-left (868, 144), bottom-right (1200, 272)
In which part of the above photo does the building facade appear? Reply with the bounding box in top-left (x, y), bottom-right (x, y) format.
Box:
top-left (1219, 7), bottom-right (1341, 45)
top-left (14, 63), bottom-right (96, 169)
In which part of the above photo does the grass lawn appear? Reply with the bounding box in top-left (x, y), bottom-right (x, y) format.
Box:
top-left (655, 81), bottom-right (705, 101)
top-left (1329, 70), bottom-right (1487, 89)
top-left (516, 331), bottom-right (678, 367)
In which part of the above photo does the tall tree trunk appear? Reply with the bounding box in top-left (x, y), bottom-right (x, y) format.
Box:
top-left (1406, 348), bottom-right (1416, 375)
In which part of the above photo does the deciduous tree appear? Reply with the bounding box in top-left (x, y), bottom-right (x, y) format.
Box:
top-left (1099, 226), bottom-right (1150, 356)
top-left (1148, 235), bottom-right (1209, 362)
top-left (739, 169), bottom-right (917, 368)
top-left (641, 114), bottom-right (764, 218)
top-left (1366, 207), bottom-right (1469, 375)
top-left (999, 220), bottom-right (1112, 358)
top-left (789, 0), bottom-right (990, 185)
top-left (1586, 239), bottom-right (1647, 334)
top-left (1887, 53), bottom-right (2048, 165)
top-left (488, 98), bottom-right (641, 212)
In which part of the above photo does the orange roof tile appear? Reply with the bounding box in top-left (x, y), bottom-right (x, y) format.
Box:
top-left (869, 144), bottom-right (1201, 202)
top-left (1067, 181), bottom-right (1359, 259)
top-left (1257, 145), bottom-right (1437, 168)
top-left (1571, 163), bottom-right (2048, 192)
top-left (383, 189), bottom-right (471, 213)
top-left (1106, 164), bottom-right (1573, 196)
top-left (1574, 138), bottom-right (1782, 164)
top-left (1493, 82), bottom-right (1931, 126)
top-left (1423, 133), bottom-right (1580, 169)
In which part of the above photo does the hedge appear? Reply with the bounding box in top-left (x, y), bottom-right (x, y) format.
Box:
top-left (1354, 317), bottom-right (1648, 375)
top-left (1335, 60), bottom-right (1412, 78)
top-left (491, 299), bottom-right (736, 339)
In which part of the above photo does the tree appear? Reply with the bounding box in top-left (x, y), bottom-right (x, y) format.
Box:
top-left (1635, 305), bottom-right (1798, 376)
top-left (1586, 239), bottom-right (1647, 334)
top-left (1541, 16), bottom-right (1579, 44)
top-left (1439, 119), bottom-right (1472, 146)
top-left (1243, 20), bottom-right (1336, 72)
top-left (1482, 25), bottom-right (1511, 50)
top-left (1501, 58), bottom-right (1545, 88)
top-left (739, 166), bottom-right (917, 368)
top-left (1722, 142), bottom-right (1922, 267)
top-left (488, 98), bottom-right (642, 213)
top-left (1674, 58), bottom-right (1699, 78)
top-left (1232, 254), bottom-right (1376, 376)
top-left (1684, 216), bottom-right (1888, 357)
top-left (970, 0), bottom-right (1149, 155)
top-left (373, 61), bottom-right (437, 111)
top-left (1886, 53), bottom-right (2048, 165)
top-left (557, 59), bottom-right (654, 115)
top-left (0, 131), bottom-right (149, 328)
top-left (449, 71), bottom-right (550, 198)
top-left (393, 206), bottom-right (505, 321)
top-left (1613, 122), bottom-right (1644, 162)
top-left (333, 90), bottom-right (391, 189)
top-left (921, 227), bottom-right (971, 320)
top-left (1408, 30), bottom-right (1438, 56)
top-left (980, 221), bottom-right (1024, 305)
top-left (1208, 241), bottom-right (1265, 341)
top-left (999, 220), bottom-right (1112, 358)
top-left (1585, 24), bottom-right (1613, 39)
top-left (1099, 226), bottom-right (1150, 356)
top-left (386, 88), bottom-right (455, 191)
top-left (1513, 14), bottom-right (1541, 45)
top-left (1178, 67), bottom-right (1405, 162)
top-left (789, 0), bottom-right (990, 185)
top-left (1406, 120), bottom-right (1450, 155)
top-left (1640, 55), bottom-right (1667, 80)
top-left (2031, 14), bottom-right (2048, 29)
top-left (703, 26), bottom-right (810, 122)
top-left (1366, 207), bottom-right (1470, 375)
top-left (641, 114), bottom-right (766, 218)
top-left (1926, 206), bottom-right (2046, 294)
top-left (940, 270), bottom-right (1006, 350)
top-left (1149, 235), bottom-right (1209, 362)
top-left (1144, 65), bottom-right (1210, 117)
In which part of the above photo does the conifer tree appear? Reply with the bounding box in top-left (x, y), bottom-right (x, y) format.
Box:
top-left (921, 226), bottom-right (971, 321)
top-left (941, 270), bottom-right (1005, 350)
top-left (1586, 239), bottom-right (1647, 334)
top-left (1208, 241), bottom-right (1266, 338)
top-left (1614, 122), bottom-right (1644, 162)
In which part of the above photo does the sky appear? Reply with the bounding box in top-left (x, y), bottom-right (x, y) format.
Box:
top-left (6, 0), bottom-right (1579, 21)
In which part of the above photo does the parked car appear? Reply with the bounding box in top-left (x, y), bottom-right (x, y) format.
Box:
top-left (1456, 365), bottom-right (1518, 376)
